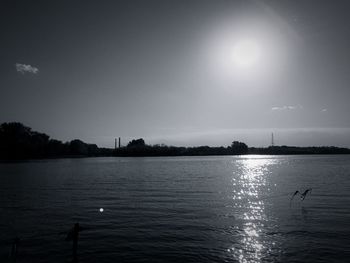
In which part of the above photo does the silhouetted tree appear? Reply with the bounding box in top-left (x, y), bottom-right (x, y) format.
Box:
top-left (0, 122), bottom-right (50, 158)
top-left (47, 139), bottom-right (68, 156)
top-left (0, 122), bottom-right (105, 159)
top-left (69, 139), bottom-right (89, 155)
top-left (127, 138), bottom-right (146, 148)
top-left (230, 141), bottom-right (248, 154)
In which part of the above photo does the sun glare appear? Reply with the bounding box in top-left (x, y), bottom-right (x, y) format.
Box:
top-left (231, 39), bottom-right (261, 68)
top-left (207, 35), bottom-right (265, 80)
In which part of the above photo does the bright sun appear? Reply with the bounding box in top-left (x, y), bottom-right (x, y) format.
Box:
top-left (231, 39), bottom-right (261, 69)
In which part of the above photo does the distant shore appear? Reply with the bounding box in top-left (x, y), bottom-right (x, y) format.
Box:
top-left (114, 144), bottom-right (350, 157)
top-left (1, 122), bottom-right (350, 160)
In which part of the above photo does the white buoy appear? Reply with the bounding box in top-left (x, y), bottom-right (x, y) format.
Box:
top-left (99, 208), bottom-right (104, 213)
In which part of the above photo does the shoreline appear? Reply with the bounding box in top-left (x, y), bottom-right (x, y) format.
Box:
top-left (2, 151), bottom-right (350, 162)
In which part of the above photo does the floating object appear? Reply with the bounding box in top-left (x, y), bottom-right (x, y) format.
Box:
top-left (99, 208), bottom-right (104, 213)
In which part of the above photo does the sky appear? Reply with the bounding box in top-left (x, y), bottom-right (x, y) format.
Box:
top-left (1, 0), bottom-right (350, 148)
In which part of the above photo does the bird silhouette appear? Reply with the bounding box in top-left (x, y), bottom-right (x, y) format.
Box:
top-left (290, 190), bottom-right (300, 201)
top-left (300, 188), bottom-right (312, 201)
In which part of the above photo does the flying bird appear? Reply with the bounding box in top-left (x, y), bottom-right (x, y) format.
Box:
top-left (290, 190), bottom-right (300, 201)
top-left (300, 188), bottom-right (312, 201)
top-left (289, 190), bottom-right (300, 207)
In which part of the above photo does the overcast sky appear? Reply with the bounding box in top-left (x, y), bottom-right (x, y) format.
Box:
top-left (1, 0), bottom-right (350, 147)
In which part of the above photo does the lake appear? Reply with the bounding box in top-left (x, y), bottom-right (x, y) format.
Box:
top-left (1, 155), bottom-right (350, 262)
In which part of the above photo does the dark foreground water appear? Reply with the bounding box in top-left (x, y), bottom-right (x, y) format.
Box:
top-left (1, 155), bottom-right (350, 262)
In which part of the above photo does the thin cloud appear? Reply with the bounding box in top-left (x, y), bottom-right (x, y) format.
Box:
top-left (321, 108), bottom-right (327, 112)
top-left (271, 105), bottom-right (303, 111)
top-left (15, 63), bottom-right (39, 74)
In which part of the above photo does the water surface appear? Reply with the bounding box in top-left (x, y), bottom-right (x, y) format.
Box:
top-left (1, 155), bottom-right (350, 262)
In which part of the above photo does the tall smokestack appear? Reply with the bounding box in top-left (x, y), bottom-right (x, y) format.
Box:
top-left (115, 138), bottom-right (117, 150)
top-left (118, 137), bottom-right (121, 148)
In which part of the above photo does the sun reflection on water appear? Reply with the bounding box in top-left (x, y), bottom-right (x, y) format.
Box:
top-left (228, 156), bottom-right (276, 263)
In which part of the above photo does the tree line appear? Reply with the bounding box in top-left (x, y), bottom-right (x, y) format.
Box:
top-left (0, 122), bottom-right (112, 159)
top-left (116, 138), bottom-right (249, 156)
top-left (1, 122), bottom-right (349, 160)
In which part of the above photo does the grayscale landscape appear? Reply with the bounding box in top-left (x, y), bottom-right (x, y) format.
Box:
top-left (1, 1), bottom-right (350, 262)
